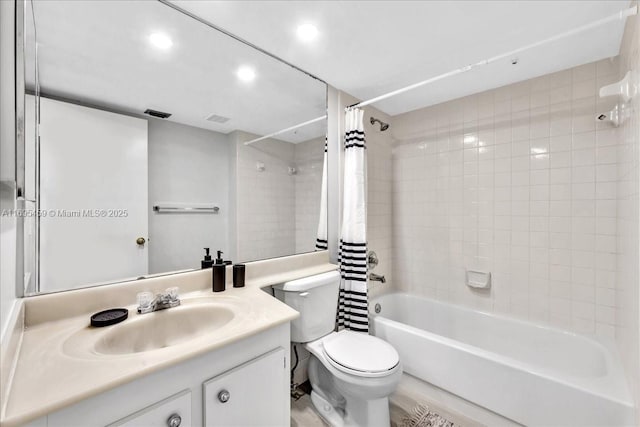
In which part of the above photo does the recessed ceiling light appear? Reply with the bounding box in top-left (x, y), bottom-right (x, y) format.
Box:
top-left (296, 23), bottom-right (318, 42)
top-left (149, 33), bottom-right (173, 50)
top-left (237, 66), bottom-right (256, 82)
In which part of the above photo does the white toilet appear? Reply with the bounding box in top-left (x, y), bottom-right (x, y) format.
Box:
top-left (273, 271), bottom-right (402, 427)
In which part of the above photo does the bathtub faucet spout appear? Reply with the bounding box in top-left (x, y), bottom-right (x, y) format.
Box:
top-left (369, 273), bottom-right (386, 283)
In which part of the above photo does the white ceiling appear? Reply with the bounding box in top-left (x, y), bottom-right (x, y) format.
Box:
top-left (172, 0), bottom-right (631, 116)
top-left (25, 0), bottom-right (327, 143)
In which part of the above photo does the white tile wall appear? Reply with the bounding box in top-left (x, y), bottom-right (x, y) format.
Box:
top-left (365, 108), bottom-right (395, 298)
top-left (235, 133), bottom-right (325, 263)
top-left (616, 3), bottom-right (640, 416)
top-left (391, 57), bottom-right (622, 337)
top-left (235, 135), bottom-right (296, 262)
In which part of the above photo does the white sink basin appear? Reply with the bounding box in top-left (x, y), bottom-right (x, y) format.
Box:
top-left (94, 303), bottom-right (235, 355)
top-left (63, 297), bottom-right (242, 358)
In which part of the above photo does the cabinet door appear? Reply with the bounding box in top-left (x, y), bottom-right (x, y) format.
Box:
top-left (108, 389), bottom-right (192, 427)
top-left (203, 348), bottom-right (287, 427)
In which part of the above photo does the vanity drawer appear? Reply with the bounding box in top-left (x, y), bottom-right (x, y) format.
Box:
top-left (107, 389), bottom-right (192, 427)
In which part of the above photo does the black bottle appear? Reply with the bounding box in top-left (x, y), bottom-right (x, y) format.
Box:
top-left (212, 250), bottom-right (226, 292)
top-left (201, 248), bottom-right (214, 269)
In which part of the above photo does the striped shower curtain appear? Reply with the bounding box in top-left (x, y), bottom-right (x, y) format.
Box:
top-left (336, 108), bottom-right (368, 333)
top-left (315, 139), bottom-right (328, 251)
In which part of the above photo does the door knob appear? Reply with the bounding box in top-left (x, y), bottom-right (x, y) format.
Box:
top-left (167, 413), bottom-right (181, 427)
top-left (136, 237), bottom-right (146, 246)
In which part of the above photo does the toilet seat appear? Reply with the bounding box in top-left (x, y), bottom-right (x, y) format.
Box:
top-left (321, 330), bottom-right (399, 378)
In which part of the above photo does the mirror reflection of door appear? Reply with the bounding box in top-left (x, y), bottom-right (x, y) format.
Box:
top-left (29, 96), bottom-right (149, 292)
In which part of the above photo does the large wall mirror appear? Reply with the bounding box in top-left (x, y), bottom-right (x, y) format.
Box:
top-left (20, 0), bottom-right (327, 294)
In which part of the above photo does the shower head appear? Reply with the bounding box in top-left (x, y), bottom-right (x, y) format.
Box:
top-left (370, 117), bottom-right (389, 131)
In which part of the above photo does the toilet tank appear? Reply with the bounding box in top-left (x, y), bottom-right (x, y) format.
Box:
top-left (273, 270), bottom-right (340, 343)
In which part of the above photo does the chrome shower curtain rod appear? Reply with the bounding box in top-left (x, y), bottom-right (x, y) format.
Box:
top-left (244, 115), bottom-right (327, 145)
top-left (347, 5), bottom-right (638, 110)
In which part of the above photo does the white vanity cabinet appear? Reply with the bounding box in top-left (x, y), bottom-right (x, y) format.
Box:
top-left (32, 323), bottom-right (290, 427)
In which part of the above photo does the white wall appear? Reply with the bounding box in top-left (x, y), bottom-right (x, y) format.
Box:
top-left (148, 119), bottom-right (230, 273)
top-left (391, 57), bottom-right (621, 337)
top-left (616, 1), bottom-right (640, 417)
top-left (0, 0), bottom-right (17, 337)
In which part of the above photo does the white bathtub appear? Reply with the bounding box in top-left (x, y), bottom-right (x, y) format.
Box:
top-left (370, 293), bottom-right (635, 426)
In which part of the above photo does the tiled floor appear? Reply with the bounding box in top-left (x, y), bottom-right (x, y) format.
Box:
top-left (290, 394), bottom-right (329, 427)
top-left (290, 391), bottom-right (463, 427)
top-left (291, 376), bottom-right (486, 427)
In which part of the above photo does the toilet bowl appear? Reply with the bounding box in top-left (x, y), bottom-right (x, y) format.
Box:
top-left (305, 330), bottom-right (402, 427)
top-left (273, 271), bottom-right (402, 427)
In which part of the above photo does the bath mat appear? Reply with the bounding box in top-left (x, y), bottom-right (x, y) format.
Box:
top-left (400, 404), bottom-right (456, 427)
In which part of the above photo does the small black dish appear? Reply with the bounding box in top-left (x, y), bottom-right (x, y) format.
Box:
top-left (90, 308), bottom-right (128, 327)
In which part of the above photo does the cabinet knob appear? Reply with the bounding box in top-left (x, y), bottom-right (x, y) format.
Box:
top-left (218, 389), bottom-right (230, 403)
top-left (167, 413), bottom-right (181, 427)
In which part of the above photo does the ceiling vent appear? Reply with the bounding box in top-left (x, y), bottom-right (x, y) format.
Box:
top-left (144, 109), bottom-right (172, 119)
top-left (205, 113), bottom-right (230, 123)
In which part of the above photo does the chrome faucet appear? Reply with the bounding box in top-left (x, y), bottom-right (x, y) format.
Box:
top-left (369, 273), bottom-right (386, 284)
top-left (136, 287), bottom-right (180, 314)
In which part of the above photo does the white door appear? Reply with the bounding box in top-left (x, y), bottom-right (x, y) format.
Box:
top-left (203, 348), bottom-right (287, 427)
top-left (37, 96), bottom-right (148, 291)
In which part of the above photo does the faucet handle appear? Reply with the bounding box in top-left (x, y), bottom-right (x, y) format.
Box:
top-left (137, 291), bottom-right (154, 310)
top-left (165, 287), bottom-right (179, 301)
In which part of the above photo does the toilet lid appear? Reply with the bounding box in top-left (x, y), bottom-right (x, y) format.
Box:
top-left (322, 330), bottom-right (399, 374)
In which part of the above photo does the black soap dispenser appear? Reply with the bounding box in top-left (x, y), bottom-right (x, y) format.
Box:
top-left (215, 250), bottom-right (224, 265)
top-left (215, 250), bottom-right (232, 265)
top-left (201, 248), bottom-right (214, 269)
top-left (212, 250), bottom-right (226, 292)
